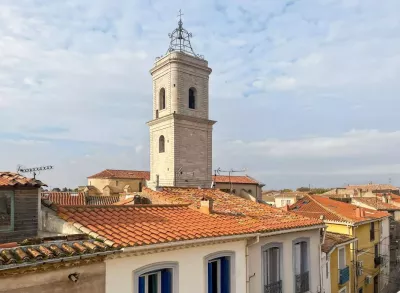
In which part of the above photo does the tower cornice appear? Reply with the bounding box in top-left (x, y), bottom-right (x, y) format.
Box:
top-left (150, 52), bottom-right (212, 76)
top-left (147, 113), bottom-right (216, 127)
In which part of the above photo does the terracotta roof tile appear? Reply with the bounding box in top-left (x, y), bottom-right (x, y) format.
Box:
top-left (0, 172), bottom-right (46, 188)
top-left (54, 204), bottom-right (278, 247)
top-left (86, 195), bottom-right (125, 205)
top-left (322, 232), bottom-right (355, 253)
top-left (290, 195), bottom-right (389, 224)
top-left (88, 169), bottom-right (150, 180)
top-left (0, 235), bottom-right (118, 270)
top-left (346, 184), bottom-right (399, 191)
top-left (352, 197), bottom-right (400, 210)
top-left (213, 175), bottom-right (261, 185)
top-left (41, 194), bottom-right (126, 206)
top-left (41, 192), bottom-right (86, 205)
top-left (142, 187), bottom-right (322, 232)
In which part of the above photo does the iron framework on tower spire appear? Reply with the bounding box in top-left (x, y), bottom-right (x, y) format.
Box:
top-left (167, 10), bottom-right (204, 59)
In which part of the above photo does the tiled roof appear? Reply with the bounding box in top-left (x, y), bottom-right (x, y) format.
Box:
top-left (346, 184), bottom-right (398, 191)
top-left (41, 192), bottom-right (86, 205)
top-left (290, 195), bottom-right (389, 224)
top-left (142, 187), bottom-right (323, 231)
top-left (213, 175), bottom-right (260, 184)
top-left (322, 232), bottom-right (355, 253)
top-left (86, 195), bottom-right (125, 205)
top-left (55, 205), bottom-right (268, 248)
top-left (88, 169), bottom-right (150, 180)
top-left (352, 197), bottom-right (400, 210)
top-left (0, 235), bottom-right (118, 270)
top-left (0, 172), bottom-right (46, 188)
top-left (41, 193), bottom-right (126, 206)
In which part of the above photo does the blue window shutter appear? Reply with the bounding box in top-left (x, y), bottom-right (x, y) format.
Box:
top-left (208, 262), bottom-right (213, 293)
top-left (161, 269), bottom-right (172, 293)
top-left (139, 276), bottom-right (145, 293)
top-left (221, 257), bottom-right (230, 293)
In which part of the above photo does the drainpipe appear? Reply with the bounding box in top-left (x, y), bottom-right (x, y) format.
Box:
top-left (352, 226), bottom-right (357, 293)
top-left (246, 234), bottom-right (260, 293)
top-left (319, 227), bottom-right (326, 293)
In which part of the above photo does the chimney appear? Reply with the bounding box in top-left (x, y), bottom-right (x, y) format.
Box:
top-left (382, 195), bottom-right (388, 204)
top-left (200, 198), bottom-right (213, 214)
top-left (356, 207), bottom-right (362, 218)
top-left (283, 205), bottom-right (289, 211)
top-left (319, 215), bottom-right (325, 220)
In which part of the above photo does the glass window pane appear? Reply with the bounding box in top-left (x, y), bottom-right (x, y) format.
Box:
top-left (211, 261), bottom-right (219, 293)
top-left (148, 273), bottom-right (158, 293)
top-left (0, 191), bottom-right (13, 231)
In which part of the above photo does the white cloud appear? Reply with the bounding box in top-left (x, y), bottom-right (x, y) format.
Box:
top-left (228, 129), bottom-right (400, 159)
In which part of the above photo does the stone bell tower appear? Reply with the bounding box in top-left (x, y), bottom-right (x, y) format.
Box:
top-left (147, 13), bottom-right (216, 188)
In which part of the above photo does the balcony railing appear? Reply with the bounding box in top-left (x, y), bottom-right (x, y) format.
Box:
top-left (264, 280), bottom-right (282, 293)
top-left (295, 271), bottom-right (309, 293)
top-left (339, 266), bottom-right (350, 285)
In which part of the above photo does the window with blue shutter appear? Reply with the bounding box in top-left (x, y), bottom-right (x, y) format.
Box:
top-left (138, 269), bottom-right (172, 293)
top-left (207, 256), bottom-right (231, 293)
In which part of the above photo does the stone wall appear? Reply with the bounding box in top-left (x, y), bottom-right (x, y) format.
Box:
top-left (0, 261), bottom-right (105, 293)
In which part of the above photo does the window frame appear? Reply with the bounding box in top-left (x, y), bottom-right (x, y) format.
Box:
top-left (292, 237), bottom-right (311, 293)
top-left (261, 242), bottom-right (283, 292)
top-left (189, 87), bottom-right (196, 109)
top-left (0, 190), bottom-right (15, 232)
top-left (133, 262), bottom-right (178, 293)
top-left (338, 246), bottom-right (346, 270)
top-left (370, 222), bottom-right (375, 241)
top-left (159, 135), bottom-right (165, 153)
top-left (204, 251), bottom-right (235, 293)
top-left (159, 88), bottom-right (166, 110)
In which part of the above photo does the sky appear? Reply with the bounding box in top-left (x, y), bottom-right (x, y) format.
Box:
top-left (1, 0), bottom-right (400, 190)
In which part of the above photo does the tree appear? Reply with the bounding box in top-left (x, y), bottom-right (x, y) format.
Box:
top-left (62, 187), bottom-right (68, 192)
top-left (281, 189), bottom-right (293, 193)
top-left (52, 188), bottom-right (61, 192)
top-left (297, 187), bottom-right (311, 192)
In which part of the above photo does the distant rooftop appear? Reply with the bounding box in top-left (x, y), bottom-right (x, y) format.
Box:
top-left (87, 169), bottom-right (150, 180)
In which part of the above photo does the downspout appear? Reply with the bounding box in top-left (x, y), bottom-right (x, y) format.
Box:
top-left (349, 226), bottom-right (358, 292)
top-left (319, 227), bottom-right (327, 293)
top-left (246, 234), bottom-right (260, 293)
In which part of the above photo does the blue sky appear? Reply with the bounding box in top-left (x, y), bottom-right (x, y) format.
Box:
top-left (1, 0), bottom-right (400, 189)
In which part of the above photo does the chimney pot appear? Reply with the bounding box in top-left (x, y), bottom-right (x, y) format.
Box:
top-left (200, 198), bottom-right (213, 214)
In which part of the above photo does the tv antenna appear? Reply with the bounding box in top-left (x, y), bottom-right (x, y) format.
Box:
top-left (213, 167), bottom-right (247, 193)
top-left (17, 165), bottom-right (54, 179)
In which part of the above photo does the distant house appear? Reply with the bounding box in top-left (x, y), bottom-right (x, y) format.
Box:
top-left (274, 192), bottom-right (307, 208)
top-left (87, 169), bottom-right (150, 196)
top-left (290, 195), bottom-right (390, 293)
top-left (261, 194), bottom-right (276, 206)
top-left (213, 175), bottom-right (264, 201)
top-left (351, 195), bottom-right (400, 269)
top-left (321, 232), bottom-right (356, 293)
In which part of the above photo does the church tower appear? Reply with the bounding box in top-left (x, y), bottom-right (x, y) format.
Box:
top-left (147, 13), bottom-right (216, 188)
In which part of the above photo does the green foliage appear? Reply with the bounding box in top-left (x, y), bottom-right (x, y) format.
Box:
top-left (281, 188), bottom-right (293, 192)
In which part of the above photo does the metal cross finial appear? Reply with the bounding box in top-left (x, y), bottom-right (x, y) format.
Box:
top-left (177, 9), bottom-right (184, 20)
